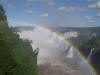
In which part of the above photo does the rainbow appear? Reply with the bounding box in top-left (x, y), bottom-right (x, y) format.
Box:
top-left (34, 25), bottom-right (98, 75)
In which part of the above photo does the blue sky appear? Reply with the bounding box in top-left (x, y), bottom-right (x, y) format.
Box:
top-left (0, 0), bottom-right (100, 27)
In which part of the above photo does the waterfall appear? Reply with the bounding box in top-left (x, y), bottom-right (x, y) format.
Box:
top-left (87, 48), bottom-right (94, 61)
top-left (17, 27), bottom-right (93, 75)
top-left (66, 47), bottom-right (74, 58)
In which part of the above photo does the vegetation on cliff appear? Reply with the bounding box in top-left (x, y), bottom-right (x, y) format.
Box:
top-left (80, 37), bottom-right (100, 74)
top-left (0, 5), bottom-right (38, 75)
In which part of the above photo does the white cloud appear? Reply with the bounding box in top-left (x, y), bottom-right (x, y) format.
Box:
top-left (97, 1), bottom-right (100, 7)
top-left (58, 7), bottom-right (75, 13)
top-left (41, 13), bottom-right (48, 17)
top-left (42, 0), bottom-right (55, 5)
top-left (58, 6), bottom-right (88, 13)
top-left (88, 4), bottom-right (97, 8)
top-left (88, 19), bottom-right (96, 23)
top-left (27, 0), bottom-right (55, 6)
top-left (27, 0), bottom-right (34, 2)
top-left (0, 0), bottom-right (15, 9)
top-left (25, 10), bottom-right (34, 14)
top-left (96, 13), bottom-right (100, 17)
top-left (9, 20), bottom-right (36, 27)
top-left (88, 0), bottom-right (97, 2)
top-left (84, 16), bottom-right (96, 23)
top-left (88, 1), bottom-right (100, 9)
top-left (84, 16), bottom-right (92, 19)
top-left (27, 0), bottom-right (40, 2)
top-left (76, 7), bottom-right (88, 12)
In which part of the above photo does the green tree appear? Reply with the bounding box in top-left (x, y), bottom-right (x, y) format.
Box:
top-left (0, 5), bottom-right (38, 75)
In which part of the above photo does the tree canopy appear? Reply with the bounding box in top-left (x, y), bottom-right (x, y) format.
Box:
top-left (0, 5), bottom-right (38, 75)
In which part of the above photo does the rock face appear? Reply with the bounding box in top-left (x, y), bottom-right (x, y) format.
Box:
top-left (92, 51), bottom-right (100, 74)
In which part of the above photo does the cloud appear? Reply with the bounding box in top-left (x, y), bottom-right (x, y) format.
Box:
top-left (88, 19), bottom-right (96, 23)
top-left (58, 6), bottom-right (88, 13)
top-left (88, 1), bottom-right (100, 9)
top-left (8, 20), bottom-right (36, 27)
top-left (88, 4), bottom-right (97, 8)
top-left (0, 0), bottom-right (15, 9)
top-left (27, 0), bottom-right (34, 2)
top-left (84, 16), bottom-right (92, 19)
top-left (27, 0), bottom-right (40, 3)
top-left (58, 7), bottom-right (75, 13)
top-left (38, 14), bottom-right (89, 27)
top-left (84, 16), bottom-right (96, 23)
top-left (96, 13), bottom-right (100, 17)
top-left (37, 7), bottom-right (90, 27)
top-left (25, 10), bottom-right (34, 14)
top-left (27, 0), bottom-right (40, 2)
top-left (97, 13), bottom-right (100, 16)
top-left (27, 0), bottom-right (55, 6)
top-left (88, 0), bottom-right (98, 2)
top-left (42, 0), bottom-right (55, 6)
top-left (97, 1), bottom-right (100, 8)
top-left (40, 13), bottom-right (48, 17)
top-left (26, 0), bottom-right (38, 6)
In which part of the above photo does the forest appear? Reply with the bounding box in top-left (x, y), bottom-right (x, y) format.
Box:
top-left (0, 5), bottom-right (38, 75)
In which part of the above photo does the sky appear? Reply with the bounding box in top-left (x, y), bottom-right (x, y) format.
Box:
top-left (0, 0), bottom-right (100, 27)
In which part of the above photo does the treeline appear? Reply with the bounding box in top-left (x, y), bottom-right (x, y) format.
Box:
top-left (0, 5), bottom-right (38, 75)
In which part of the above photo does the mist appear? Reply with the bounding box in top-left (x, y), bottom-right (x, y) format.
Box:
top-left (18, 27), bottom-right (69, 63)
top-left (17, 27), bottom-right (93, 75)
